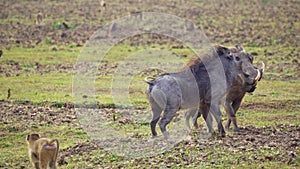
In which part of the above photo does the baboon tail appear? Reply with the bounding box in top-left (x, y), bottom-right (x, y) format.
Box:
top-left (48, 139), bottom-right (59, 160)
top-left (54, 139), bottom-right (59, 161)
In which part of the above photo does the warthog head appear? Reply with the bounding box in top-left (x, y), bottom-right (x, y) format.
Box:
top-left (217, 45), bottom-right (264, 90)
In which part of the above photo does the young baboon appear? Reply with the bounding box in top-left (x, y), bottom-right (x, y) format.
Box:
top-left (36, 12), bottom-right (43, 26)
top-left (100, 0), bottom-right (106, 11)
top-left (26, 133), bottom-right (59, 169)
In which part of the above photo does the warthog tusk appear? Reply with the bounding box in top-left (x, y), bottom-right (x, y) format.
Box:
top-left (261, 62), bottom-right (265, 72)
top-left (255, 69), bottom-right (261, 82)
top-left (237, 74), bottom-right (244, 84)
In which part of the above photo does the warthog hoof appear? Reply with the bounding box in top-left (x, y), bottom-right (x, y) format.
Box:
top-left (233, 127), bottom-right (240, 133)
top-left (221, 131), bottom-right (226, 137)
top-left (151, 135), bottom-right (158, 139)
top-left (186, 128), bottom-right (193, 136)
top-left (163, 131), bottom-right (169, 140)
top-left (151, 131), bottom-right (158, 138)
top-left (225, 122), bottom-right (231, 131)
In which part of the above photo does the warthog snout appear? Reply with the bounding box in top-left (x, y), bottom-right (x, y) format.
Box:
top-left (243, 61), bottom-right (265, 85)
top-left (254, 62), bottom-right (265, 84)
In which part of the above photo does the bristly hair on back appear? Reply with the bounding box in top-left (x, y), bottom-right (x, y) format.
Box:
top-left (182, 45), bottom-right (231, 71)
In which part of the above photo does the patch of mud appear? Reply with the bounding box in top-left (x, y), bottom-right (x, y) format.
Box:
top-left (0, 100), bottom-right (76, 133)
top-left (58, 140), bottom-right (99, 166)
top-left (242, 99), bottom-right (300, 112)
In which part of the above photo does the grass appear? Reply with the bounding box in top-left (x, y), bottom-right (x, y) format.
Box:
top-left (0, 72), bottom-right (72, 103)
top-left (1, 41), bottom-right (299, 169)
top-left (2, 45), bottom-right (299, 107)
top-left (1, 46), bottom-right (79, 64)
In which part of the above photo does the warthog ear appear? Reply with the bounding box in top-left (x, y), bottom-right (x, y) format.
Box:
top-left (216, 45), bottom-right (233, 60)
top-left (236, 45), bottom-right (244, 52)
top-left (215, 45), bottom-right (229, 56)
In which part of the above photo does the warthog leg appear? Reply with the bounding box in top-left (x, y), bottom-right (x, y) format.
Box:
top-left (231, 98), bottom-right (242, 131)
top-left (210, 104), bottom-right (226, 137)
top-left (224, 102), bottom-right (237, 132)
top-left (194, 103), bottom-right (214, 133)
top-left (225, 98), bottom-right (242, 132)
top-left (150, 101), bottom-right (163, 137)
top-left (224, 99), bottom-right (235, 131)
top-left (184, 109), bottom-right (197, 133)
top-left (201, 106), bottom-right (214, 134)
top-left (150, 118), bottom-right (159, 137)
top-left (184, 104), bottom-right (214, 134)
top-left (158, 108), bottom-right (178, 139)
top-left (192, 110), bottom-right (200, 129)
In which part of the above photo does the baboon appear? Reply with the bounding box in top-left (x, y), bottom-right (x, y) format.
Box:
top-left (36, 12), bottom-right (43, 26)
top-left (100, 0), bottom-right (106, 11)
top-left (26, 134), bottom-right (59, 169)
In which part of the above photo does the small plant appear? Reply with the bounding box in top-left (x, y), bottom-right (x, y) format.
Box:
top-left (261, 0), bottom-right (274, 3)
top-left (248, 43), bottom-right (259, 47)
top-left (271, 39), bottom-right (281, 46)
top-left (51, 101), bottom-right (64, 108)
top-left (237, 111), bottom-right (244, 116)
top-left (52, 19), bottom-right (76, 29)
top-left (52, 19), bottom-right (64, 29)
top-left (1, 142), bottom-right (12, 148)
top-left (68, 43), bottom-right (76, 48)
top-left (45, 36), bottom-right (52, 45)
top-left (135, 121), bottom-right (149, 126)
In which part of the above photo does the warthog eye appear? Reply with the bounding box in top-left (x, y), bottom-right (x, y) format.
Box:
top-left (226, 52), bottom-right (233, 60)
top-left (249, 57), bottom-right (253, 63)
top-left (235, 56), bottom-right (240, 61)
top-left (244, 73), bottom-right (249, 78)
top-left (246, 53), bottom-right (253, 63)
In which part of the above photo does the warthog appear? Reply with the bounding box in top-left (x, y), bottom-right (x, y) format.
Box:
top-left (185, 60), bottom-right (264, 133)
top-left (185, 47), bottom-right (264, 133)
top-left (145, 45), bottom-right (263, 138)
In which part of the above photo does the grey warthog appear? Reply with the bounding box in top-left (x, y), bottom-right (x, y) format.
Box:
top-left (185, 66), bottom-right (262, 132)
top-left (145, 45), bottom-right (263, 138)
top-left (185, 47), bottom-right (264, 133)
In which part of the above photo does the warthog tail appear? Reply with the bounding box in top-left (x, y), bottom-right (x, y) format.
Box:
top-left (144, 76), bottom-right (155, 85)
